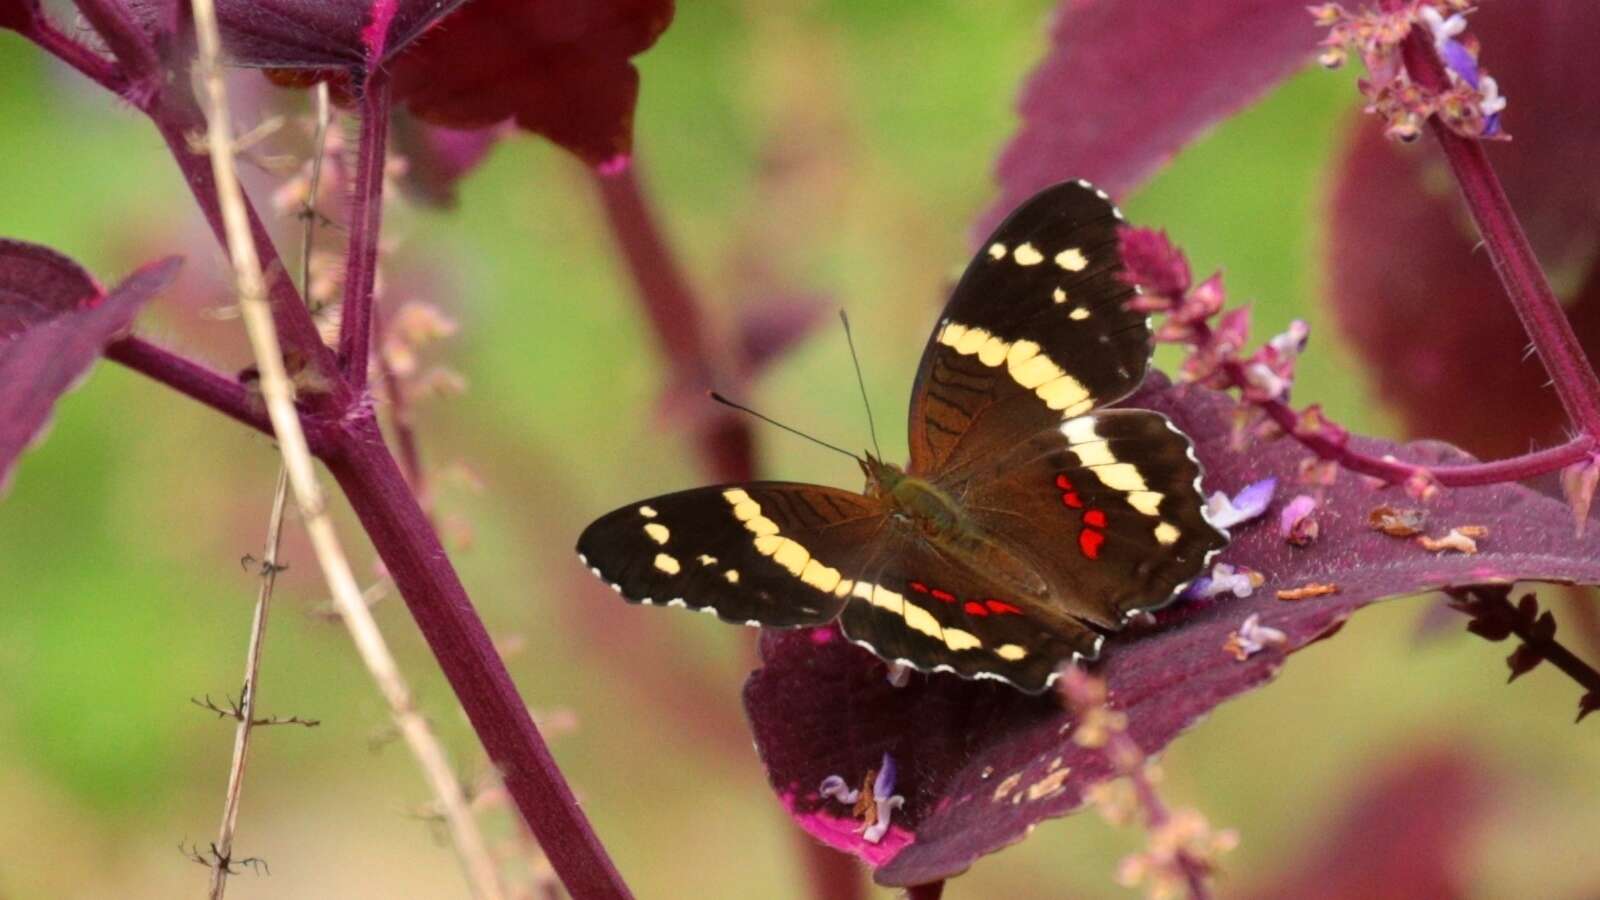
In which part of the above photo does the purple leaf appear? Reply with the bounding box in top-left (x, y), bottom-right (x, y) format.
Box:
top-left (743, 375), bottom-right (1600, 886)
top-left (981, 0), bottom-right (1321, 236)
top-left (0, 240), bottom-right (178, 493)
top-left (390, 111), bottom-right (509, 208)
top-left (0, 0), bottom-right (38, 32)
top-left (1326, 0), bottom-right (1600, 459)
top-left (265, 0), bottom-right (675, 167)
top-left (217, 0), bottom-right (470, 70)
top-left (385, 0), bottom-right (674, 166)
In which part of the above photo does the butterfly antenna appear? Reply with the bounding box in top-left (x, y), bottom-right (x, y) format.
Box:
top-left (838, 310), bottom-right (884, 461)
top-left (708, 392), bottom-right (861, 462)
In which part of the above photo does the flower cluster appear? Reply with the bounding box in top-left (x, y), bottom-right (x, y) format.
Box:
top-left (1060, 669), bottom-right (1237, 898)
top-left (1311, 0), bottom-right (1507, 141)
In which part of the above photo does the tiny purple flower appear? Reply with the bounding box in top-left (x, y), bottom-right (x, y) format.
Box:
top-left (1190, 563), bottom-right (1262, 601)
top-left (819, 774), bottom-right (860, 805)
top-left (1205, 478), bottom-right (1277, 530)
top-left (817, 752), bottom-right (906, 845)
top-left (1225, 613), bottom-right (1287, 661)
top-left (865, 752), bottom-right (906, 843)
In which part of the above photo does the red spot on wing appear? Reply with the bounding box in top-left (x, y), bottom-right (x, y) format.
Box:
top-left (931, 588), bottom-right (956, 603)
top-left (1079, 528), bottom-right (1105, 560)
top-left (963, 601), bottom-right (989, 616)
top-left (985, 599), bottom-right (1023, 615)
top-left (909, 581), bottom-right (929, 594)
top-left (1083, 508), bottom-right (1108, 528)
top-left (1055, 474), bottom-right (1073, 490)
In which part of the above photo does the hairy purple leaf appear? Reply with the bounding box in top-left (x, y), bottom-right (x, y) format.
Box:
top-left (982, 0), bottom-right (1321, 236)
top-left (218, 0), bottom-right (469, 70)
top-left (1327, 0), bottom-right (1600, 459)
top-left (743, 375), bottom-right (1600, 886)
top-left (0, 240), bottom-right (178, 493)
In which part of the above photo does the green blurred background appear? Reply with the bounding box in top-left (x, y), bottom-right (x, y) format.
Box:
top-left (2, 2), bottom-right (1598, 897)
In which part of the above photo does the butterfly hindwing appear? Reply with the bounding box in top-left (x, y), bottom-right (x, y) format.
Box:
top-left (959, 409), bottom-right (1228, 626)
top-left (908, 181), bottom-right (1150, 475)
top-left (834, 529), bottom-right (1102, 693)
top-left (577, 482), bottom-right (887, 628)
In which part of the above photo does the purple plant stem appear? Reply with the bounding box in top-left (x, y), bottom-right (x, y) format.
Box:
top-left (72, 0), bottom-right (160, 86)
top-left (906, 881), bottom-right (946, 900)
top-left (1177, 315), bottom-right (1599, 487)
top-left (100, 335), bottom-right (346, 450)
top-left (325, 413), bottom-right (632, 899)
top-left (1227, 359), bottom-right (1596, 486)
top-left (19, 16), bottom-right (126, 93)
top-left (23, 20), bottom-right (635, 896)
top-left (337, 72), bottom-right (392, 391)
top-left (1392, 17), bottom-right (1600, 438)
top-left (591, 166), bottom-right (753, 482)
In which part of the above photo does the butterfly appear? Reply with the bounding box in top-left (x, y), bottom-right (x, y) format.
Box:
top-left (577, 180), bottom-right (1227, 693)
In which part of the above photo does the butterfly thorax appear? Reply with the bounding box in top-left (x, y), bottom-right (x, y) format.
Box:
top-left (861, 453), bottom-right (1049, 598)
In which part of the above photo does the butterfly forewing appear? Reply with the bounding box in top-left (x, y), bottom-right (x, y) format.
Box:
top-left (577, 483), bottom-right (887, 628)
top-left (907, 181), bottom-right (1149, 476)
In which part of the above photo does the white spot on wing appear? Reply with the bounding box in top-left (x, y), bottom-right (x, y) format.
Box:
top-left (1013, 243), bottom-right (1044, 266)
top-left (1054, 248), bottom-right (1088, 271)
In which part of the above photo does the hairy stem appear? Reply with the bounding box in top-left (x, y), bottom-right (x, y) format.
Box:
top-left (1393, 24), bottom-right (1600, 437)
top-left (1232, 362), bottom-right (1598, 486)
top-left (16, 14), bottom-right (126, 94)
top-left (72, 0), bottom-right (159, 87)
top-left (101, 336), bottom-right (305, 445)
top-left (337, 72), bottom-right (392, 391)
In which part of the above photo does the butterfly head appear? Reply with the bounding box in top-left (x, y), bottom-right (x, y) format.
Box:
top-left (859, 452), bottom-right (905, 502)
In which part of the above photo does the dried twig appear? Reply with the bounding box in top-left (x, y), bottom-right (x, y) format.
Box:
top-left (206, 472), bottom-right (290, 900)
top-left (186, 5), bottom-right (506, 898)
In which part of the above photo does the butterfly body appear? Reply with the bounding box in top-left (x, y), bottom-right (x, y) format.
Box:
top-left (578, 181), bottom-right (1228, 692)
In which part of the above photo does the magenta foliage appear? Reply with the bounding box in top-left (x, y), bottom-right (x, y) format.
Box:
top-left (383, 0), bottom-right (674, 167)
top-left (1328, 0), bottom-right (1600, 459)
top-left (214, 0), bottom-right (469, 70)
top-left (744, 373), bottom-right (1600, 886)
top-left (0, 240), bottom-right (178, 493)
top-left (982, 0), bottom-right (1323, 236)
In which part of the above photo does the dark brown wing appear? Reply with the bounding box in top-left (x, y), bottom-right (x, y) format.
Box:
top-left (956, 410), bottom-right (1227, 627)
top-left (907, 180), bottom-right (1149, 477)
top-left (577, 482), bottom-right (887, 628)
top-left (834, 526), bottom-right (1102, 693)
